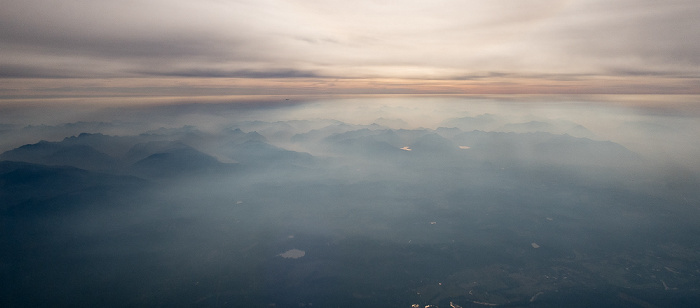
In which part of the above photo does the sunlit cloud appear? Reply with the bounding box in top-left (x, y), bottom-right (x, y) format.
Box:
top-left (1, 0), bottom-right (699, 95)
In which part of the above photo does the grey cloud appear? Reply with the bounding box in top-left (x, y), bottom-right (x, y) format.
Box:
top-left (603, 68), bottom-right (694, 78)
top-left (450, 72), bottom-right (514, 81)
top-left (292, 36), bottom-right (341, 45)
top-left (0, 64), bottom-right (83, 78)
top-left (136, 69), bottom-right (323, 79)
top-left (544, 1), bottom-right (700, 71)
top-left (0, 0), bottom-right (699, 83)
top-left (0, 1), bottom-right (274, 77)
top-left (1, 31), bottom-right (257, 69)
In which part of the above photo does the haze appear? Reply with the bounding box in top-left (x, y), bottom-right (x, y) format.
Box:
top-left (2, 96), bottom-right (700, 307)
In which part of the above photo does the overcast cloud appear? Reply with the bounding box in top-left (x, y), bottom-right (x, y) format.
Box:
top-left (1, 0), bottom-right (699, 94)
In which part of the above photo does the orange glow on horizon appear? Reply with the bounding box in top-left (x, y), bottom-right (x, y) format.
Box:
top-left (1, 75), bottom-right (698, 105)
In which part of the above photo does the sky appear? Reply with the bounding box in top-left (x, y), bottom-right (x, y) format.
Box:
top-left (1, 0), bottom-right (699, 100)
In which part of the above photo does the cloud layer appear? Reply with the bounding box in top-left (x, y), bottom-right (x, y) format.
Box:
top-left (1, 0), bottom-right (699, 94)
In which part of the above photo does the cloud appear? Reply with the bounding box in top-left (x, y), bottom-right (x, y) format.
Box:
top-left (0, 64), bottom-right (81, 78)
top-left (0, 0), bottom-right (698, 93)
top-left (136, 69), bottom-right (322, 79)
top-left (534, 1), bottom-right (700, 75)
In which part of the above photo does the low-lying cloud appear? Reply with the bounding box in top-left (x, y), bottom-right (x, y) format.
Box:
top-left (1, 96), bottom-right (699, 306)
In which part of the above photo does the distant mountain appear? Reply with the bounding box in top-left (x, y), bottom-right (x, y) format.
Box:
top-left (123, 140), bottom-right (192, 164)
top-left (20, 121), bottom-right (120, 136)
top-left (499, 121), bottom-right (555, 133)
top-left (537, 134), bottom-right (639, 165)
top-left (291, 123), bottom-right (376, 144)
top-left (59, 133), bottom-right (143, 158)
top-left (0, 140), bottom-right (122, 171)
top-left (563, 124), bottom-right (597, 139)
top-left (409, 133), bottom-right (457, 153)
top-left (441, 114), bottom-right (499, 131)
top-left (0, 130), bottom-right (248, 179)
top-left (0, 123), bottom-right (15, 134)
top-left (234, 119), bottom-right (344, 143)
top-left (452, 131), bottom-right (639, 166)
top-left (140, 125), bottom-right (226, 153)
top-left (497, 120), bottom-right (598, 139)
top-left (129, 142), bottom-right (236, 178)
top-left (0, 161), bottom-right (146, 215)
top-left (217, 128), bottom-right (318, 167)
top-left (220, 128), bottom-right (267, 145)
top-left (434, 127), bottom-right (463, 139)
top-left (395, 133), bottom-right (466, 165)
top-left (220, 139), bottom-right (314, 168)
top-left (321, 129), bottom-right (406, 158)
top-left (324, 128), bottom-right (436, 148)
top-left (239, 119), bottom-right (343, 134)
top-left (372, 117), bottom-right (409, 129)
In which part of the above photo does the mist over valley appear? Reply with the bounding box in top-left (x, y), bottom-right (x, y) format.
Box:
top-left (1, 96), bottom-right (700, 307)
